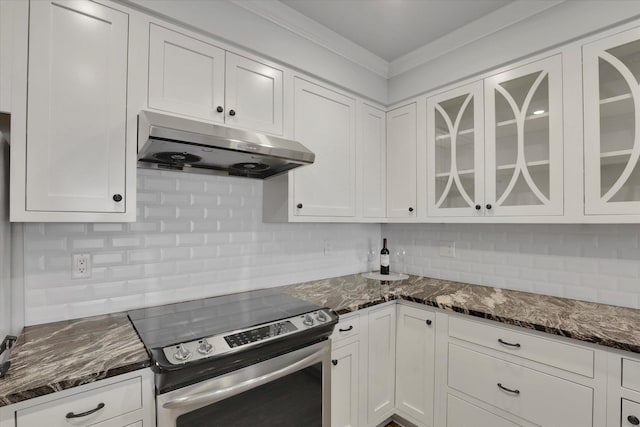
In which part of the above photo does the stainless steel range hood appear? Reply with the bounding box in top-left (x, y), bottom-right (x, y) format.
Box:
top-left (137, 110), bottom-right (314, 179)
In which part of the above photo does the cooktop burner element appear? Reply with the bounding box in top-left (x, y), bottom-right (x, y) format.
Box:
top-left (127, 289), bottom-right (338, 394)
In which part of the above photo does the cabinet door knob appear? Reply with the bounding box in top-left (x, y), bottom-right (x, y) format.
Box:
top-left (216, 106), bottom-right (224, 113)
top-left (475, 204), bottom-right (481, 210)
top-left (629, 415), bottom-right (640, 425)
top-left (297, 203), bottom-right (303, 209)
top-left (331, 359), bottom-right (338, 366)
top-left (426, 319), bottom-right (432, 326)
top-left (408, 207), bottom-right (414, 212)
top-left (229, 109), bottom-right (236, 116)
top-left (486, 203), bottom-right (492, 210)
top-left (113, 194), bottom-right (123, 202)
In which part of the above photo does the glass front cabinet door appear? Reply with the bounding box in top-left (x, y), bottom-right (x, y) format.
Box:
top-left (584, 28), bottom-right (640, 215)
top-left (427, 81), bottom-right (484, 217)
top-left (484, 55), bottom-right (564, 217)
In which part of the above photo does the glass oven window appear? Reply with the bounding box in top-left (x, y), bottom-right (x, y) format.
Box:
top-left (176, 363), bottom-right (323, 427)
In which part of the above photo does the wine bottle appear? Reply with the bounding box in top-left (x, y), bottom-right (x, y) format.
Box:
top-left (380, 238), bottom-right (390, 275)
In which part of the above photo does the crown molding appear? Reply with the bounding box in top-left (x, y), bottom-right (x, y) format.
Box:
top-left (231, 0), bottom-right (390, 79)
top-left (389, 0), bottom-right (565, 78)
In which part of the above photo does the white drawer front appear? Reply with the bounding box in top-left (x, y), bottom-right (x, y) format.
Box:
top-left (448, 316), bottom-right (594, 377)
top-left (623, 399), bottom-right (640, 427)
top-left (17, 377), bottom-right (142, 427)
top-left (448, 344), bottom-right (593, 427)
top-left (447, 394), bottom-right (520, 427)
top-left (623, 358), bottom-right (640, 393)
top-left (331, 314), bottom-right (360, 342)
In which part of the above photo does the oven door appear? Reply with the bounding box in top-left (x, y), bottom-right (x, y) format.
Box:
top-left (156, 340), bottom-right (331, 427)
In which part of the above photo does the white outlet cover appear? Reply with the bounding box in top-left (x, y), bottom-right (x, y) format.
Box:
top-left (439, 241), bottom-right (455, 258)
top-left (72, 254), bottom-right (92, 279)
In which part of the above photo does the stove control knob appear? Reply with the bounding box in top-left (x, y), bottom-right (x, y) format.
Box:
top-left (316, 311), bottom-right (327, 322)
top-left (198, 339), bottom-right (214, 355)
top-left (174, 344), bottom-right (192, 362)
top-left (303, 314), bottom-right (314, 327)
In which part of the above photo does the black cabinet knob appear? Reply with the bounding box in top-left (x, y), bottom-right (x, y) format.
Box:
top-left (297, 203), bottom-right (303, 209)
top-left (216, 106), bottom-right (224, 113)
top-left (426, 319), bottom-right (432, 326)
top-left (486, 204), bottom-right (492, 210)
top-left (408, 207), bottom-right (414, 212)
top-left (475, 204), bottom-right (481, 210)
top-left (229, 109), bottom-right (236, 116)
top-left (629, 415), bottom-right (640, 425)
top-left (331, 359), bottom-right (338, 366)
top-left (113, 194), bottom-right (123, 202)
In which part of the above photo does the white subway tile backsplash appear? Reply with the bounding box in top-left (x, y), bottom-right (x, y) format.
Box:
top-left (21, 169), bottom-right (379, 324)
top-left (20, 168), bottom-right (640, 325)
top-left (383, 223), bottom-right (640, 310)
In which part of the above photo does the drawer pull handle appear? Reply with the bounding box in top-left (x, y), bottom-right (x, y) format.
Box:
top-left (498, 338), bottom-right (521, 348)
top-left (629, 415), bottom-right (640, 425)
top-left (497, 383), bottom-right (520, 395)
top-left (66, 402), bottom-right (105, 419)
top-left (338, 326), bottom-right (353, 332)
top-left (332, 359), bottom-right (338, 366)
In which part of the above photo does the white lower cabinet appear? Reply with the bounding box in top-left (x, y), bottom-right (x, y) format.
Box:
top-left (331, 303), bottom-right (614, 427)
top-left (395, 305), bottom-right (435, 427)
top-left (331, 340), bottom-right (360, 427)
top-left (448, 343), bottom-right (593, 427)
top-left (446, 394), bottom-right (520, 427)
top-left (0, 369), bottom-right (154, 427)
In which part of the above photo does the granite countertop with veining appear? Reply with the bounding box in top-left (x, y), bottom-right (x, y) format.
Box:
top-left (280, 273), bottom-right (640, 354)
top-left (3, 272), bottom-right (639, 408)
top-left (0, 313), bottom-right (150, 407)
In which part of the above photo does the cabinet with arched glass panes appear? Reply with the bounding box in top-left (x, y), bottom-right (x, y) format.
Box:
top-left (584, 27), bottom-right (640, 215)
top-left (427, 55), bottom-right (564, 218)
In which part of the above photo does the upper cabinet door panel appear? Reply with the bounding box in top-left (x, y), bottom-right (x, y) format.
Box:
top-left (584, 28), bottom-right (640, 215)
top-left (360, 103), bottom-right (386, 218)
top-left (427, 81), bottom-right (484, 217)
top-left (293, 78), bottom-right (356, 217)
top-left (484, 55), bottom-right (564, 216)
top-left (148, 24), bottom-right (225, 123)
top-left (224, 52), bottom-right (283, 135)
top-left (26, 0), bottom-right (128, 212)
top-left (387, 103), bottom-right (417, 218)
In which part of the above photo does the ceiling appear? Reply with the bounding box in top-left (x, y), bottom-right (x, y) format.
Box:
top-left (279, 0), bottom-right (513, 62)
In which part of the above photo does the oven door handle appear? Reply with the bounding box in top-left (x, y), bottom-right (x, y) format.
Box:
top-left (161, 345), bottom-right (327, 410)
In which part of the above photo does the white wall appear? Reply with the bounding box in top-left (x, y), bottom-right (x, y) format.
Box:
top-left (0, 135), bottom-right (11, 338)
top-left (383, 223), bottom-right (640, 309)
top-left (388, 0), bottom-right (640, 104)
top-left (21, 169), bottom-right (381, 325)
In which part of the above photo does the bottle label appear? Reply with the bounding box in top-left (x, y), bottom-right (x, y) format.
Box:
top-left (380, 254), bottom-right (389, 267)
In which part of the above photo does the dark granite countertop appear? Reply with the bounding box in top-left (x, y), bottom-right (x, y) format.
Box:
top-left (0, 313), bottom-right (150, 407)
top-left (280, 273), bottom-right (640, 354)
top-left (3, 272), bottom-right (639, 408)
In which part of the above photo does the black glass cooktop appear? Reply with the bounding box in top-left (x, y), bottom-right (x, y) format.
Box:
top-left (127, 289), bottom-right (322, 350)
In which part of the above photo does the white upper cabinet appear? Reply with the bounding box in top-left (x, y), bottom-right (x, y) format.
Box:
top-left (358, 102), bottom-right (386, 218)
top-left (584, 27), bottom-right (640, 215)
top-left (148, 25), bottom-right (284, 135)
top-left (292, 78), bottom-right (356, 217)
top-left (484, 55), bottom-right (564, 216)
top-left (148, 23), bottom-right (225, 124)
top-left (427, 82), bottom-right (484, 217)
top-left (225, 52), bottom-right (284, 135)
top-left (24, 0), bottom-right (130, 215)
top-left (387, 103), bottom-right (417, 219)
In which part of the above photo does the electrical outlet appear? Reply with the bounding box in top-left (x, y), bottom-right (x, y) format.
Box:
top-left (439, 241), bottom-right (456, 258)
top-left (72, 254), bottom-right (91, 279)
top-left (323, 240), bottom-right (333, 256)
